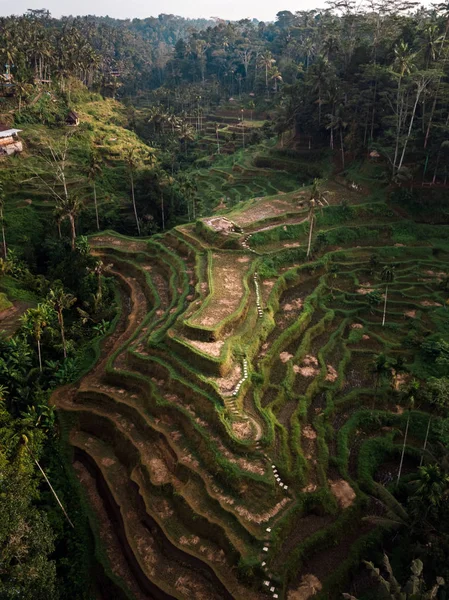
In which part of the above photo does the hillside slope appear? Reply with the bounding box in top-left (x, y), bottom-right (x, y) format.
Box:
top-left (51, 175), bottom-right (449, 599)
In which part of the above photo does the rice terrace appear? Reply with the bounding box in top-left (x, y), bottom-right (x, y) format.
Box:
top-left (52, 172), bottom-right (449, 599)
top-left (2, 6), bottom-right (449, 600)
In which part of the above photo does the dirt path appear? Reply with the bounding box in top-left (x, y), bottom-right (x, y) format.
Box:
top-left (0, 301), bottom-right (33, 337)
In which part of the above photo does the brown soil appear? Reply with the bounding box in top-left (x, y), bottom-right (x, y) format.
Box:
top-left (230, 198), bottom-right (298, 227)
top-left (203, 216), bottom-right (235, 234)
top-left (231, 420), bottom-right (253, 440)
top-left (288, 574), bottom-right (322, 600)
top-left (73, 461), bottom-right (147, 600)
top-left (325, 365), bottom-right (338, 382)
top-left (284, 298), bottom-right (303, 312)
top-left (184, 338), bottom-right (225, 358)
top-left (421, 300), bottom-right (442, 307)
top-left (189, 254), bottom-right (248, 329)
top-left (329, 479), bottom-right (356, 509)
top-left (302, 425), bottom-right (317, 440)
top-left (280, 352), bottom-right (294, 363)
top-left (0, 301), bottom-right (33, 337)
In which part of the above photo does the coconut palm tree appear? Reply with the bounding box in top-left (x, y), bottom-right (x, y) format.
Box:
top-left (125, 148), bottom-right (141, 235)
top-left (214, 122), bottom-right (220, 154)
top-left (0, 180), bottom-right (7, 258)
top-left (59, 194), bottom-right (82, 251)
top-left (47, 284), bottom-right (76, 358)
top-left (21, 434), bottom-right (74, 528)
top-left (259, 52), bottom-right (276, 96)
top-left (397, 385), bottom-right (417, 485)
top-left (419, 377), bottom-right (449, 466)
top-left (306, 178), bottom-right (324, 259)
top-left (381, 264), bottom-right (395, 327)
top-left (409, 464), bottom-right (449, 510)
top-left (20, 303), bottom-right (54, 372)
top-left (371, 352), bottom-right (393, 396)
top-left (88, 152), bottom-right (102, 231)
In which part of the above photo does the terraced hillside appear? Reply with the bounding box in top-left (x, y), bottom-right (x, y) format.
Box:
top-left (52, 178), bottom-right (449, 600)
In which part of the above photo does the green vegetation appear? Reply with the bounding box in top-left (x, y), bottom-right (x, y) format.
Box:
top-left (1, 4), bottom-right (449, 600)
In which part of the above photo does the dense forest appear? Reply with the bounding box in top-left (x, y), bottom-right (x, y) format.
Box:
top-left (1, 3), bottom-right (449, 600)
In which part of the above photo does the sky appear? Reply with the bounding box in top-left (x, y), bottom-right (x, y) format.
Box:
top-left (0, 0), bottom-right (328, 23)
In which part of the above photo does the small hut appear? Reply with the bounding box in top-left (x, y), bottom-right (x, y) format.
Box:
top-left (66, 111), bottom-right (80, 126)
top-left (0, 125), bottom-right (23, 156)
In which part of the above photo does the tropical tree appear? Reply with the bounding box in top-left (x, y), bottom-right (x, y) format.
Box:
top-left (21, 434), bottom-right (74, 528)
top-left (88, 152), bottom-right (102, 231)
top-left (381, 264), bottom-right (395, 326)
top-left (47, 284), bottom-right (76, 358)
top-left (0, 179), bottom-right (7, 258)
top-left (306, 178), bottom-right (326, 259)
top-left (371, 352), bottom-right (393, 395)
top-left (397, 383), bottom-right (417, 485)
top-left (59, 194), bottom-right (82, 251)
top-left (409, 464), bottom-right (449, 512)
top-left (125, 148), bottom-right (141, 235)
top-left (419, 377), bottom-right (449, 465)
top-left (214, 122), bottom-right (220, 154)
top-left (343, 554), bottom-right (444, 600)
top-left (20, 303), bottom-right (54, 372)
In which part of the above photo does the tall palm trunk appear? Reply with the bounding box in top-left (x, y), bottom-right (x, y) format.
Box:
top-left (382, 284), bottom-right (388, 327)
top-left (420, 416), bottom-right (432, 467)
top-left (307, 215), bottom-right (314, 259)
top-left (161, 192), bottom-right (165, 231)
top-left (397, 410), bottom-right (411, 485)
top-left (130, 171), bottom-right (140, 236)
top-left (37, 338), bottom-right (43, 372)
top-left (397, 86), bottom-right (422, 174)
top-left (58, 310), bottom-right (67, 358)
top-left (93, 181), bottom-right (99, 231)
top-left (393, 76), bottom-right (404, 173)
top-left (340, 128), bottom-right (345, 169)
top-left (68, 214), bottom-right (76, 250)
top-left (24, 442), bottom-right (74, 528)
top-left (0, 206), bottom-right (6, 258)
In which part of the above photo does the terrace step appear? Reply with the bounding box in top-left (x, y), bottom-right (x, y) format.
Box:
top-left (71, 431), bottom-right (260, 600)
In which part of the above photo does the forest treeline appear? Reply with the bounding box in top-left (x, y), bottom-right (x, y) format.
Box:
top-left (3, 2), bottom-right (449, 179)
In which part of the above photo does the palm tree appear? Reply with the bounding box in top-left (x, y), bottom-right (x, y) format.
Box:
top-left (392, 42), bottom-right (417, 173)
top-left (248, 99), bottom-right (255, 121)
top-left (21, 434), bottom-right (74, 528)
top-left (177, 121), bottom-right (195, 156)
top-left (409, 464), bottom-right (449, 510)
top-left (343, 554), bottom-right (444, 600)
top-left (214, 122), bottom-right (220, 154)
top-left (47, 284), bottom-right (76, 358)
top-left (21, 303), bottom-right (53, 372)
top-left (326, 106), bottom-right (348, 168)
top-left (125, 148), bottom-right (141, 236)
top-left (259, 52), bottom-right (276, 96)
top-left (0, 180), bottom-right (7, 258)
top-left (381, 264), bottom-right (395, 327)
top-left (88, 152), bottom-right (102, 231)
top-left (308, 56), bottom-right (330, 125)
top-left (59, 194), bottom-right (82, 251)
top-left (397, 387), bottom-right (416, 485)
top-left (419, 377), bottom-right (449, 466)
top-left (270, 66), bottom-right (283, 93)
top-left (371, 352), bottom-right (393, 396)
top-left (306, 198), bottom-right (316, 260)
top-left (178, 175), bottom-right (197, 221)
top-left (306, 178), bottom-right (324, 259)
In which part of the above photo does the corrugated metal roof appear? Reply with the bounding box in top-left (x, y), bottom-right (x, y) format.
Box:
top-left (0, 129), bottom-right (21, 138)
